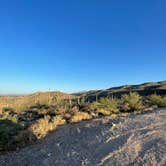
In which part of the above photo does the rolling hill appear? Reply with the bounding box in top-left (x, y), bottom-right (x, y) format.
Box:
top-left (0, 91), bottom-right (75, 110)
top-left (76, 81), bottom-right (166, 102)
top-left (0, 81), bottom-right (166, 110)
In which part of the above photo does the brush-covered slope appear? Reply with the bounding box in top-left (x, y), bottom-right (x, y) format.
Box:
top-left (77, 81), bottom-right (166, 102)
top-left (0, 92), bottom-right (75, 111)
top-left (0, 81), bottom-right (166, 109)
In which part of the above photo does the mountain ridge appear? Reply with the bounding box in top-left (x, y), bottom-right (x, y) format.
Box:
top-left (0, 80), bottom-right (166, 109)
top-left (75, 80), bottom-right (166, 101)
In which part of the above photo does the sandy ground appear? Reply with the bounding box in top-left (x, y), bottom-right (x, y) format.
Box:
top-left (0, 108), bottom-right (166, 166)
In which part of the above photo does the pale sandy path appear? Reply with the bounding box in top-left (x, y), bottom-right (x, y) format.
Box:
top-left (0, 108), bottom-right (166, 166)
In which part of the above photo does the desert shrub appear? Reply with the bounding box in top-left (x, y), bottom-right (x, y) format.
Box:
top-left (2, 130), bottom-right (37, 151)
top-left (0, 119), bottom-right (23, 151)
top-left (56, 100), bottom-right (71, 111)
top-left (29, 116), bottom-right (52, 139)
top-left (2, 107), bottom-right (15, 113)
top-left (91, 98), bottom-right (119, 115)
top-left (121, 92), bottom-right (143, 112)
top-left (10, 116), bottom-right (18, 123)
top-left (70, 112), bottom-right (92, 123)
top-left (30, 115), bottom-right (66, 139)
top-left (0, 111), bottom-right (10, 120)
top-left (148, 94), bottom-right (166, 107)
top-left (51, 115), bottom-right (66, 126)
top-left (19, 110), bottom-right (43, 122)
top-left (14, 105), bottom-right (29, 113)
top-left (70, 104), bottom-right (79, 113)
top-left (0, 110), bottom-right (18, 123)
top-left (11, 130), bottom-right (37, 149)
top-left (2, 107), bottom-right (17, 118)
top-left (30, 103), bottom-right (49, 110)
top-left (51, 100), bottom-right (72, 117)
top-left (79, 103), bottom-right (92, 113)
top-left (0, 115), bottom-right (66, 151)
top-left (97, 109), bottom-right (111, 116)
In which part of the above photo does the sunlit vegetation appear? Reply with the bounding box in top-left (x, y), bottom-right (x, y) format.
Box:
top-left (70, 112), bottom-right (92, 123)
top-left (0, 93), bottom-right (165, 152)
top-left (148, 94), bottom-right (166, 107)
top-left (120, 92), bottom-right (143, 112)
top-left (29, 115), bottom-right (66, 139)
top-left (91, 98), bottom-right (119, 115)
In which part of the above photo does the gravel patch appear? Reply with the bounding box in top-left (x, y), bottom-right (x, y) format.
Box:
top-left (0, 108), bottom-right (166, 166)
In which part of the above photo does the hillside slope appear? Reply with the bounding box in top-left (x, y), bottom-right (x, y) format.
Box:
top-left (0, 108), bottom-right (165, 166)
top-left (77, 81), bottom-right (166, 102)
top-left (0, 80), bottom-right (166, 110)
top-left (0, 92), bottom-right (75, 110)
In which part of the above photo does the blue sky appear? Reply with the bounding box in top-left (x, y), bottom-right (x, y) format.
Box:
top-left (0, 0), bottom-right (165, 94)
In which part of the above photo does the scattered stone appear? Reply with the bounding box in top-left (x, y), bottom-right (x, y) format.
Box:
top-left (0, 108), bottom-right (165, 166)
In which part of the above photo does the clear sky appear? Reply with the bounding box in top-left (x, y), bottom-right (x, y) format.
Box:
top-left (0, 0), bottom-right (165, 94)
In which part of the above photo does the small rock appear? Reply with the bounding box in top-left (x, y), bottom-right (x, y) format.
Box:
top-left (77, 127), bottom-right (81, 133)
top-left (112, 123), bottom-right (116, 127)
top-left (47, 153), bottom-right (51, 157)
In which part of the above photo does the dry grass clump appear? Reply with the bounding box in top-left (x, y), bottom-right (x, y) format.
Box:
top-left (70, 112), bottom-right (92, 123)
top-left (51, 115), bottom-right (66, 126)
top-left (30, 116), bottom-right (51, 139)
top-left (30, 115), bottom-right (66, 139)
top-left (96, 109), bottom-right (111, 116)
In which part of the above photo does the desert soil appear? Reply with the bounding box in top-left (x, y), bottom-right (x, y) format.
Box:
top-left (0, 108), bottom-right (166, 166)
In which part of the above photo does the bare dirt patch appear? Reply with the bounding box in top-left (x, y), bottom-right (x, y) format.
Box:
top-left (0, 108), bottom-right (166, 166)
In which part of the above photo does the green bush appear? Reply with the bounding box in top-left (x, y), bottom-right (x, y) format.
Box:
top-left (121, 92), bottom-right (143, 112)
top-left (91, 98), bottom-right (119, 115)
top-left (0, 110), bottom-right (18, 123)
top-left (148, 94), bottom-right (166, 107)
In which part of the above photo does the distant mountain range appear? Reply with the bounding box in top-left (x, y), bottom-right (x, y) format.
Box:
top-left (0, 81), bottom-right (166, 109)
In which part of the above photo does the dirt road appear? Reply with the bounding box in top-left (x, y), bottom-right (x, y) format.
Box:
top-left (0, 108), bottom-right (166, 166)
